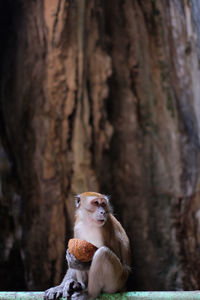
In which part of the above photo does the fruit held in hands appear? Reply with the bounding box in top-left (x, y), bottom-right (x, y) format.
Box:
top-left (68, 238), bottom-right (98, 262)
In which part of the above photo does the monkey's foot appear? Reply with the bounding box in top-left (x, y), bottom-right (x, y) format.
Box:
top-left (71, 290), bottom-right (88, 300)
top-left (63, 280), bottom-right (85, 297)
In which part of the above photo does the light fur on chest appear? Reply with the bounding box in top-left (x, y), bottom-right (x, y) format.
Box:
top-left (74, 222), bottom-right (104, 248)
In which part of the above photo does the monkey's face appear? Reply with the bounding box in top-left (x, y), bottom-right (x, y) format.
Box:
top-left (89, 197), bottom-right (108, 227)
top-left (76, 193), bottom-right (109, 227)
top-left (75, 192), bottom-right (111, 227)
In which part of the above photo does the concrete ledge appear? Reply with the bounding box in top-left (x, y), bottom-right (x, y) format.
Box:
top-left (0, 292), bottom-right (200, 300)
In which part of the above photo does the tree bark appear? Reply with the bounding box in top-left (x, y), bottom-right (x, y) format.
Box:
top-left (0, 0), bottom-right (200, 291)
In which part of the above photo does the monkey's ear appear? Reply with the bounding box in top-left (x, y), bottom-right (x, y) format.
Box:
top-left (104, 195), bottom-right (113, 212)
top-left (104, 194), bottom-right (111, 203)
top-left (75, 195), bottom-right (81, 208)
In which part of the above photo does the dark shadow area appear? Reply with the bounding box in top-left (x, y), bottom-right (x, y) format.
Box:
top-left (0, 0), bottom-right (26, 291)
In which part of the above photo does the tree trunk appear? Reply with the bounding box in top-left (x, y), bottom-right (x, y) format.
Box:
top-left (0, 0), bottom-right (200, 291)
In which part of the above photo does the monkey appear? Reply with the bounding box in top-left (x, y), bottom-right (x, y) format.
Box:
top-left (44, 192), bottom-right (131, 300)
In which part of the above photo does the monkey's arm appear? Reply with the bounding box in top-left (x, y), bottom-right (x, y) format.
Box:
top-left (44, 268), bottom-right (85, 300)
top-left (66, 249), bottom-right (91, 271)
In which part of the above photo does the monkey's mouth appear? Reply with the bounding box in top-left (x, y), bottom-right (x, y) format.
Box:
top-left (97, 219), bottom-right (105, 225)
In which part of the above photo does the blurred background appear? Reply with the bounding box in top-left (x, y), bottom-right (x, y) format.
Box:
top-left (0, 0), bottom-right (200, 292)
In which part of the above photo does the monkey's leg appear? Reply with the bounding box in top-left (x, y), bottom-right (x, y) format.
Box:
top-left (88, 246), bottom-right (124, 299)
top-left (44, 268), bottom-right (84, 300)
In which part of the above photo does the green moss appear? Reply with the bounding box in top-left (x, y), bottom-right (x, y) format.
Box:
top-left (141, 114), bottom-right (159, 136)
top-left (158, 60), bottom-right (169, 83)
top-left (158, 60), bottom-right (175, 118)
top-left (166, 91), bottom-right (175, 118)
top-left (152, 0), bottom-right (161, 17)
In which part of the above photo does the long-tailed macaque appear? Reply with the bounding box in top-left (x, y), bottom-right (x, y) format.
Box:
top-left (44, 192), bottom-right (131, 300)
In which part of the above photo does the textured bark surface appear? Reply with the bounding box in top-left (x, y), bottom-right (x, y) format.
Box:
top-left (0, 0), bottom-right (200, 292)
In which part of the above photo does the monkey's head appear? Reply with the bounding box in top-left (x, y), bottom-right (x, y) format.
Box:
top-left (75, 192), bottom-right (111, 227)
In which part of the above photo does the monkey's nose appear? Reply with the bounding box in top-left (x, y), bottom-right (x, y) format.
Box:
top-left (101, 211), bottom-right (106, 216)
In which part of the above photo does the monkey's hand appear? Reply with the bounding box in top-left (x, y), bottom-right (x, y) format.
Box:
top-left (44, 280), bottom-right (85, 300)
top-left (44, 284), bottom-right (63, 299)
top-left (66, 249), bottom-right (91, 271)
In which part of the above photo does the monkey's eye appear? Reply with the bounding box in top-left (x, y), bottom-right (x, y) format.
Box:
top-left (93, 201), bottom-right (99, 206)
top-left (101, 202), bottom-right (106, 208)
